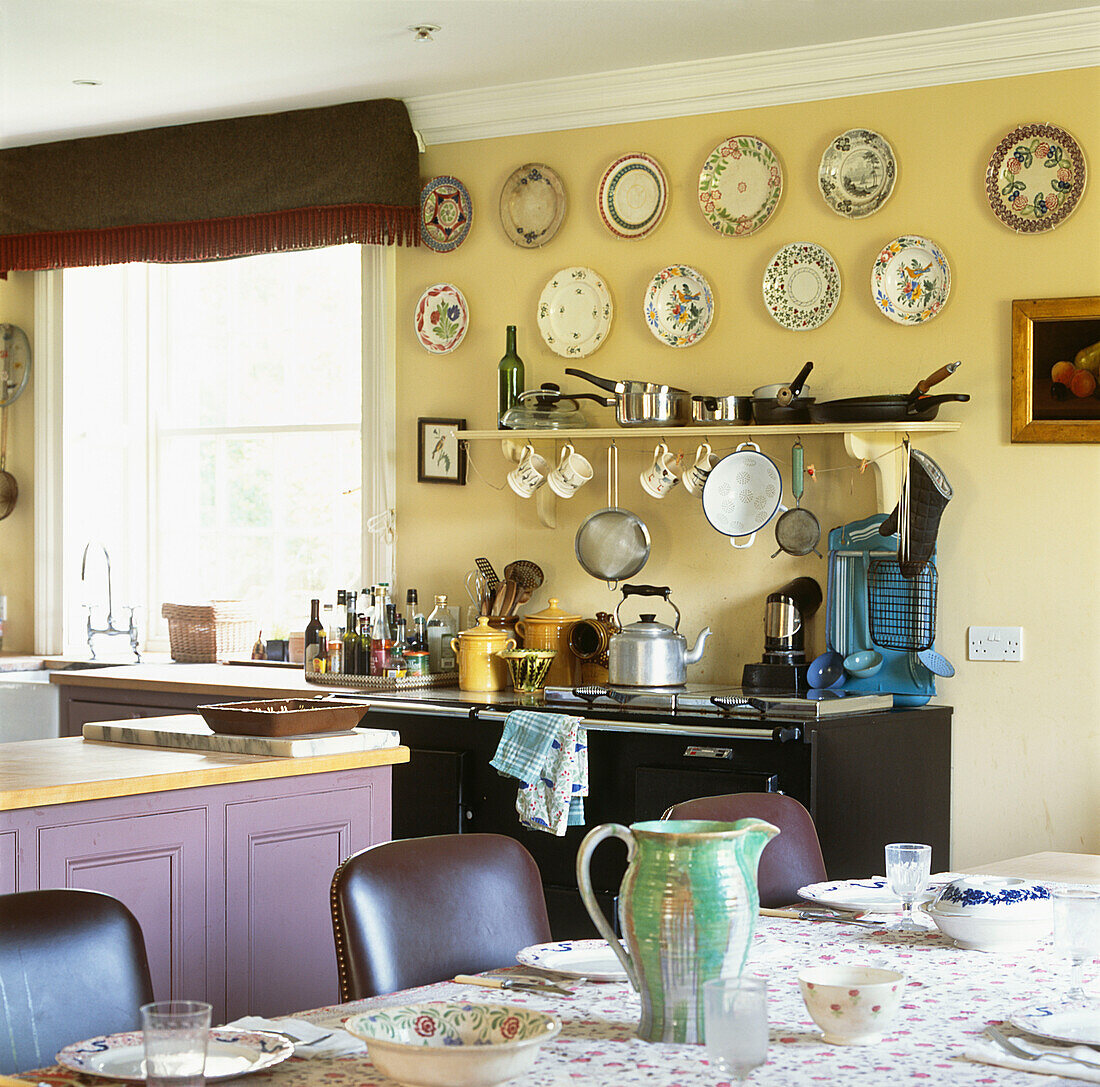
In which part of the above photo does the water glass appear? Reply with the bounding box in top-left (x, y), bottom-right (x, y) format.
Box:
top-left (1053, 888), bottom-right (1100, 1004)
top-left (885, 842), bottom-right (932, 932)
top-left (703, 976), bottom-right (768, 1082)
top-left (141, 1000), bottom-right (211, 1087)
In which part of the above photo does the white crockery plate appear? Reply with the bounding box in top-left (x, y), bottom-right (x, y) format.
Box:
top-left (1011, 1006), bottom-right (1100, 1047)
top-left (799, 878), bottom-right (938, 914)
top-left (516, 938), bottom-right (628, 981)
top-left (56, 1028), bottom-right (293, 1081)
top-left (537, 266), bottom-right (613, 358)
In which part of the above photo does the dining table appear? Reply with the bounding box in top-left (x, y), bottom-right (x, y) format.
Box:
top-left (18, 887), bottom-right (1098, 1087)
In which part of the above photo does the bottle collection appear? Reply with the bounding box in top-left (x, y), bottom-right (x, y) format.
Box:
top-left (303, 585), bottom-right (457, 678)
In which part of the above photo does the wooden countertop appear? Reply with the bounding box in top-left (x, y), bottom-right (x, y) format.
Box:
top-left (0, 733), bottom-right (409, 811)
top-left (49, 661), bottom-right (329, 697)
top-left (963, 851), bottom-right (1100, 885)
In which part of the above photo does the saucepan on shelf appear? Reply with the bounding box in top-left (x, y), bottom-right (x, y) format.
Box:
top-left (499, 383), bottom-right (614, 429)
top-left (565, 367), bottom-right (692, 427)
top-left (752, 361), bottom-right (815, 424)
top-left (691, 394), bottom-right (753, 425)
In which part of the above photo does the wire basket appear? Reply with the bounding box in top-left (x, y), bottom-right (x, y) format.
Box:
top-left (161, 601), bottom-right (255, 662)
top-left (867, 560), bottom-right (937, 651)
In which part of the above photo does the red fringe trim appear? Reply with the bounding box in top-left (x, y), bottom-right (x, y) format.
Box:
top-left (0, 202), bottom-right (420, 276)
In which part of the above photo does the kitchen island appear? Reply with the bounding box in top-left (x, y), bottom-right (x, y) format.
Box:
top-left (0, 730), bottom-right (408, 1023)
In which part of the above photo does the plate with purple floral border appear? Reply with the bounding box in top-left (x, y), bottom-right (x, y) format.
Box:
top-left (414, 283), bottom-right (469, 354)
top-left (871, 235), bottom-right (951, 325)
top-left (420, 176), bottom-right (473, 252)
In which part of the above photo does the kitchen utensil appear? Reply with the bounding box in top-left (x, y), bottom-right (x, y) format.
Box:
top-left (503, 559), bottom-right (544, 591)
top-left (0, 402), bottom-right (17, 521)
top-left (880, 445), bottom-right (953, 577)
top-left (453, 973), bottom-right (575, 996)
top-left (775, 361), bottom-right (814, 406)
top-left (565, 367), bottom-right (692, 427)
top-left (743, 575), bottom-right (821, 690)
top-left (0, 324), bottom-right (32, 408)
top-left (984, 1026), bottom-right (1100, 1070)
top-left (760, 908), bottom-right (882, 928)
top-left (574, 445), bottom-right (651, 588)
top-left (691, 394), bottom-right (753, 424)
top-left (916, 647), bottom-right (954, 676)
top-left (465, 570), bottom-right (487, 610)
top-left (701, 442), bottom-right (784, 550)
top-left (843, 553), bottom-right (883, 677)
top-left (497, 649), bottom-right (558, 693)
top-left (499, 383), bottom-right (613, 429)
top-left (807, 651), bottom-right (845, 689)
top-left (475, 557), bottom-right (500, 592)
top-left (752, 362), bottom-right (815, 423)
top-left (809, 362), bottom-right (968, 423)
top-left (772, 440), bottom-right (821, 557)
top-left (867, 557), bottom-right (936, 651)
top-left (607, 584), bottom-right (711, 687)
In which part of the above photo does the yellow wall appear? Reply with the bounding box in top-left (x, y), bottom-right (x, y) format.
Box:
top-left (396, 67), bottom-right (1100, 867)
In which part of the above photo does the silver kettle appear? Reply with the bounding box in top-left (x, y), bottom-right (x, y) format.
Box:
top-left (608, 584), bottom-right (712, 687)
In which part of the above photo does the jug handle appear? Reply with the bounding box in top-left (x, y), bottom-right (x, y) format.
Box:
top-left (575, 823), bottom-right (638, 989)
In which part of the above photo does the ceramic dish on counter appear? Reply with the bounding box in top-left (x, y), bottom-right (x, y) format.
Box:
top-left (798, 878), bottom-right (941, 915)
top-left (516, 938), bottom-right (629, 981)
top-left (414, 283), bottom-right (469, 354)
top-left (871, 235), bottom-right (951, 325)
top-left (818, 129), bottom-right (897, 218)
top-left (644, 264), bottom-right (713, 347)
top-left (924, 876), bottom-right (1053, 951)
top-left (762, 242), bottom-right (841, 330)
top-left (597, 152), bottom-right (668, 239)
top-left (419, 176), bottom-right (473, 252)
top-left (56, 1028), bottom-right (294, 1081)
top-left (698, 135), bottom-right (783, 237)
top-left (499, 163), bottom-right (566, 248)
top-left (1010, 1005), bottom-right (1100, 1047)
top-left (537, 267), bottom-right (613, 358)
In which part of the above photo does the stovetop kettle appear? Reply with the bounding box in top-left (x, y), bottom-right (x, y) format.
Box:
top-left (608, 584), bottom-right (711, 687)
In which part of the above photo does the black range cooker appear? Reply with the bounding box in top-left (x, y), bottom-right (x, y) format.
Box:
top-left (357, 684), bottom-right (951, 939)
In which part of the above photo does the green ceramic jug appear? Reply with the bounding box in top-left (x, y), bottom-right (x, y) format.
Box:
top-left (576, 818), bottom-right (779, 1044)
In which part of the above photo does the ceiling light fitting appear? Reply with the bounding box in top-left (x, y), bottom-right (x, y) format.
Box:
top-left (407, 24), bottom-right (440, 43)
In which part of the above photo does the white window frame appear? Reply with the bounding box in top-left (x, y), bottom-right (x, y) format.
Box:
top-left (33, 245), bottom-right (396, 656)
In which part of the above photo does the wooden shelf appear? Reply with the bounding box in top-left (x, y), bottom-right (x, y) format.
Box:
top-left (455, 421), bottom-right (960, 441)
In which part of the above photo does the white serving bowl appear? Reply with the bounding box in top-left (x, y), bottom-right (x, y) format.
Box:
top-left (344, 1002), bottom-right (561, 1087)
top-left (798, 965), bottom-right (905, 1045)
top-left (925, 876), bottom-right (1052, 951)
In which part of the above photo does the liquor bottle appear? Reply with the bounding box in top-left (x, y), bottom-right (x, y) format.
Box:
top-left (329, 591), bottom-right (345, 673)
top-left (497, 325), bottom-right (524, 430)
top-left (342, 591), bottom-right (362, 675)
top-left (411, 613), bottom-right (428, 652)
top-left (394, 615), bottom-right (407, 657)
top-left (356, 612), bottom-right (369, 675)
top-left (426, 594), bottom-right (457, 672)
top-left (370, 587), bottom-right (394, 676)
top-left (304, 599), bottom-right (326, 673)
top-left (405, 588), bottom-right (421, 632)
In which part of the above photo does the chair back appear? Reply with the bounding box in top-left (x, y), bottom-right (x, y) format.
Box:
top-left (663, 792), bottom-right (827, 907)
top-left (331, 833), bottom-right (552, 1000)
top-left (0, 888), bottom-right (154, 1073)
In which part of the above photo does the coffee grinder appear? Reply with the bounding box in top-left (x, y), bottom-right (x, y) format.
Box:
top-left (742, 576), bottom-right (822, 691)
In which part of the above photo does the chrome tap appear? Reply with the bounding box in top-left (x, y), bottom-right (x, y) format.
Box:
top-left (81, 541), bottom-right (141, 661)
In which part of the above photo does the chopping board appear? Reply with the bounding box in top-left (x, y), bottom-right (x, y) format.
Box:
top-left (82, 714), bottom-right (400, 758)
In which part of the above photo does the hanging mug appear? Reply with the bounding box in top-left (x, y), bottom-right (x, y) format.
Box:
top-left (640, 442), bottom-right (680, 499)
top-left (548, 443), bottom-right (593, 498)
top-left (507, 443), bottom-right (549, 498)
top-left (682, 442), bottom-right (719, 497)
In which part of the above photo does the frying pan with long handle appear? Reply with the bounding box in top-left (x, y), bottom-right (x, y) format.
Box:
top-left (809, 361), bottom-right (969, 424)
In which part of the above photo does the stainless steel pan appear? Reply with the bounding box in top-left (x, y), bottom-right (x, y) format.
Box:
top-left (565, 368), bottom-right (691, 427)
top-left (691, 394), bottom-right (753, 424)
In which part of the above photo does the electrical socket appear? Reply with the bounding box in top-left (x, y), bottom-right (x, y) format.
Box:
top-left (968, 626), bottom-right (1023, 661)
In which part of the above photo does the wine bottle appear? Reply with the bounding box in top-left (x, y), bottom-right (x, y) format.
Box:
top-left (342, 591), bottom-right (361, 675)
top-left (304, 598), bottom-right (326, 673)
top-left (497, 325), bottom-right (524, 430)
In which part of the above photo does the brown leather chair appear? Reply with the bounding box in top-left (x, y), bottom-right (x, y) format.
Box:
top-left (330, 833), bottom-right (552, 1000)
top-left (0, 888), bottom-right (154, 1074)
top-left (663, 792), bottom-right (828, 908)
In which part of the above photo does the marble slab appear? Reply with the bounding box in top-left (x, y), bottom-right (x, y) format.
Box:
top-left (82, 715), bottom-right (401, 758)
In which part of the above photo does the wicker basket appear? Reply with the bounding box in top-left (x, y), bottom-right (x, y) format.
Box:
top-left (161, 601), bottom-right (255, 662)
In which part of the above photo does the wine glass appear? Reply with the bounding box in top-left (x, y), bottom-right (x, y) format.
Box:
top-left (1052, 888), bottom-right (1100, 1005)
top-left (885, 842), bottom-right (932, 932)
top-left (703, 976), bottom-right (768, 1082)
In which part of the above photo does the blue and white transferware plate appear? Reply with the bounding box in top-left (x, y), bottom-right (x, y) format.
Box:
top-left (799, 878), bottom-right (939, 914)
top-left (516, 938), bottom-right (628, 981)
top-left (420, 176), bottom-right (473, 252)
top-left (597, 152), bottom-right (668, 239)
top-left (818, 129), bottom-right (897, 219)
top-left (644, 264), bottom-right (713, 348)
top-left (871, 235), bottom-right (951, 325)
top-left (1010, 1005), bottom-right (1100, 1047)
top-left (499, 163), bottom-right (566, 248)
top-left (56, 1028), bottom-right (293, 1081)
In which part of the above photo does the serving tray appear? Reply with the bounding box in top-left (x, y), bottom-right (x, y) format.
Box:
top-left (198, 698), bottom-right (367, 737)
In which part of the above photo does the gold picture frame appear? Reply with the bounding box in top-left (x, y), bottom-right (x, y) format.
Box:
top-left (1012, 296), bottom-right (1100, 442)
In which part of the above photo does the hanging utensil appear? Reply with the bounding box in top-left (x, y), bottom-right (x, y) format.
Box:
top-left (701, 442), bottom-right (784, 550)
top-left (0, 402), bottom-right (17, 521)
top-left (916, 647), bottom-right (954, 677)
top-left (867, 558), bottom-right (937, 651)
top-left (503, 559), bottom-right (544, 591)
top-left (772, 440), bottom-right (821, 558)
top-left (475, 557), bottom-right (500, 592)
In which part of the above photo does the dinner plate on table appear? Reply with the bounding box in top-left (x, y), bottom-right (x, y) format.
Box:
top-left (1010, 1005), bottom-right (1100, 1047)
top-left (516, 938), bottom-right (629, 981)
top-left (798, 878), bottom-right (938, 914)
top-left (56, 1027), bottom-right (294, 1081)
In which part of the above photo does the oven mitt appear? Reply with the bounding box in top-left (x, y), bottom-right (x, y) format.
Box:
top-left (879, 448), bottom-right (952, 578)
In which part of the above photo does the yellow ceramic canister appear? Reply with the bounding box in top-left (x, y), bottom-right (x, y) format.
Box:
top-left (452, 617), bottom-right (517, 692)
top-left (515, 598), bottom-right (581, 688)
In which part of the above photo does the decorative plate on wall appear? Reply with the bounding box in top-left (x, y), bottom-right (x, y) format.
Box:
top-left (698, 135), bottom-right (783, 237)
top-left (985, 121), bottom-right (1087, 233)
top-left (871, 235), bottom-right (951, 325)
top-left (818, 129), bottom-right (897, 218)
top-left (537, 267), bottom-right (613, 358)
top-left (419, 176), bottom-right (473, 252)
top-left (644, 264), bottom-right (714, 347)
top-left (414, 283), bottom-right (469, 353)
top-left (499, 163), bottom-right (566, 248)
top-left (597, 152), bottom-right (668, 238)
top-left (762, 242), bottom-right (841, 330)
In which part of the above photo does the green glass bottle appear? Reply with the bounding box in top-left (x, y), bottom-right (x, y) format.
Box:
top-left (497, 325), bottom-right (524, 429)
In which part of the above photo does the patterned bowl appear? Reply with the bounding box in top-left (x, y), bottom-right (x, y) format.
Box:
top-left (498, 649), bottom-right (557, 692)
top-left (344, 1002), bottom-right (561, 1087)
top-left (798, 966), bottom-right (905, 1045)
top-left (925, 876), bottom-right (1052, 951)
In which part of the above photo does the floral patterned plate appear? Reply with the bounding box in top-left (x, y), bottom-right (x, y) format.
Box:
top-left (818, 129), bottom-right (897, 218)
top-left (644, 264), bottom-right (714, 348)
top-left (1010, 1005), bottom-right (1100, 1046)
top-left (414, 283), bottom-right (469, 354)
top-left (537, 266), bottom-right (613, 358)
top-left (986, 122), bottom-right (1086, 233)
top-left (871, 235), bottom-right (951, 325)
top-left (698, 135), bottom-right (783, 237)
top-left (762, 242), bottom-right (841, 330)
top-left (419, 176), bottom-right (473, 252)
top-left (56, 1028), bottom-right (293, 1081)
top-left (499, 163), bottom-right (566, 248)
top-left (597, 152), bottom-right (668, 238)
top-left (516, 938), bottom-right (629, 981)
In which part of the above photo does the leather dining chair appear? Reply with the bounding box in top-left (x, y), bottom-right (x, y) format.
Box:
top-left (330, 833), bottom-right (553, 1000)
top-left (663, 792), bottom-right (828, 908)
top-left (0, 888), bottom-right (155, 1074)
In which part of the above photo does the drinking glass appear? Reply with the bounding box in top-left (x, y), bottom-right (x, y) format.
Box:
top-left (703, 976), bottom-right (768, 1082)
top-left (885, 842), bottom-right (932, 932)
top-left (1052, 888), bottom-right (1100, 1004)
top-left (141, 1000), bottom-right (211, 1087)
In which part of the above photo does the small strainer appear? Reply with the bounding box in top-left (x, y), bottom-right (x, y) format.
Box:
top-left (575, 445), bottom-right (651, 589)
top-left (701, 441), bottom-right (783, 550)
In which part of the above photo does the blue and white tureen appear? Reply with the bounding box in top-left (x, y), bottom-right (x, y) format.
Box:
top-left (925, 876), bottom-right (1052, 952)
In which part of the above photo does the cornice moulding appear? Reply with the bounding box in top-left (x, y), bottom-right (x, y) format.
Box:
top-left (406, 8), bottom-right (1100, 145)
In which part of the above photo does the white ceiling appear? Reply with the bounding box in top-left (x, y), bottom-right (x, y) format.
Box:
top-left (4, 0), bottom-right (1100, 148)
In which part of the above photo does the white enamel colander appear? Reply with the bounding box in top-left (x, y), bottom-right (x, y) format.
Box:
top-left (701, 441), bottom-right (784, 549)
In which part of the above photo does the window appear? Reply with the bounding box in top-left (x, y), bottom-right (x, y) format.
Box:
top-left (45, 245), bottom-right (392, 655)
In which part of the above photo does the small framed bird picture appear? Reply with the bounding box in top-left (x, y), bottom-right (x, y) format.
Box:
top-left (417, 417), bottom-right (467, 484)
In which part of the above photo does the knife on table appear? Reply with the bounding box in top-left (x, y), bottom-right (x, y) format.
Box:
top-left (453, 973), bottom-right (576, 996)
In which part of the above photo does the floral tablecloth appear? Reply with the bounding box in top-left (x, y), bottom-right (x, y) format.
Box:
top-left (24, 916), bottom-right (1087, 1086)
